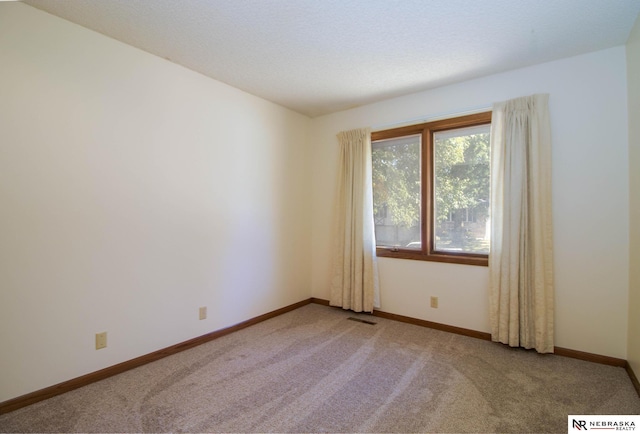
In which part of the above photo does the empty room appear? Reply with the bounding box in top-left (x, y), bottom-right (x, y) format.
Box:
top-left (1, 0), bottom-right (639, 432)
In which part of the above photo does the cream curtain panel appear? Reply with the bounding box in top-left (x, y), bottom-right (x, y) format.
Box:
top-left (330, 128), bottom-right (380, 313)
top-left (489, 94), bottom-right (555, 353)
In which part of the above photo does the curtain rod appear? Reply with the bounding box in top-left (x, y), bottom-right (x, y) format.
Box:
top-left (372, 104), bottom-right (492, 132)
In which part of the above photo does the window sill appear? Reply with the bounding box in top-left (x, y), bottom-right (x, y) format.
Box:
top-left (376, 248), bottom-right (488, 266)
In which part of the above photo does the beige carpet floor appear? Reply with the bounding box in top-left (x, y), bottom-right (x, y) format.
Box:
top-left (1, 303), bottom-right (639, 433)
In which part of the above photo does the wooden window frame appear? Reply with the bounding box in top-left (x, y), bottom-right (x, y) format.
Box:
top-left (371, 112), bottom-right (492, 266)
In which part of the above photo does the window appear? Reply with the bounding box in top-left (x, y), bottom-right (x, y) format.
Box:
top-left (371, 112), bottom-right (491, 266)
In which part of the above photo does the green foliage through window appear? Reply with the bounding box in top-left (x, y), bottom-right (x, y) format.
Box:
top-left (434, 126), bottom-right (490, 254)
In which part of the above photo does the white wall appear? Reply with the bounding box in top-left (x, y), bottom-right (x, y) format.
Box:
top-left (627, 14), bottom-right (640, 378)
top-left (0, 3), bottom-right (311, 402)
top-left (311, 47), bottom-right (630, 359)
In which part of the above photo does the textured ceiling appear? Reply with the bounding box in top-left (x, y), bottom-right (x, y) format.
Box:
top-left (21, 0), bottom-right (640, 117)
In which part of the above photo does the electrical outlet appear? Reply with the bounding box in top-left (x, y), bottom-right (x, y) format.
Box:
top-left (95, 332), bottom-right (107, 350)
top-left (430, 296), bottom-right (439, 309)
top-left (199, 306), bottom-right (207, 320)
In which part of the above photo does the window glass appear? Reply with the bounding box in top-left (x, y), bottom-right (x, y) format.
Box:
top-left (372, 134), bottom-right (421, 249)
top-left (433, 125), bottom-right (490, 254)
